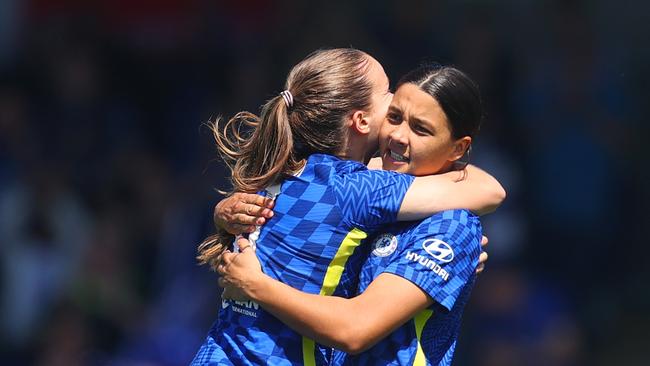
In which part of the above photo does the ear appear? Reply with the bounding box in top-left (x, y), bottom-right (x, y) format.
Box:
top-left (449, 136), bottom-right (472, 161)
top-left (350, 110), bottom-right (371, 135)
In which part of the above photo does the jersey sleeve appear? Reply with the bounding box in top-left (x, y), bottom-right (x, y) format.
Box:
top-left (382, 210), bottom-right (482, 311)
top-left (332, 169), bottom-right (414, 233)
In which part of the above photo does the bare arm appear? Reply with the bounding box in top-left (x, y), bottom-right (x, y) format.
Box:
top-left (399, 164), bottom-right (506, 220)
top-left (219, 220), bottom-right (488, 352)
top-left (218, 239), bottom-right (433, 354)
top-left (214, 164), bottom-right (504, 234)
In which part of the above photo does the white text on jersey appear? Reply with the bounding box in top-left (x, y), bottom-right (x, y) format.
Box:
top-left (405, 251), bottom-right (450, 281)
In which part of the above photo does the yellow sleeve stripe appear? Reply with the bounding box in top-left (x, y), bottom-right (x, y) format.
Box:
top-left (320, 228), bottom-right (367, 296)
top-left (302, 337), bottom-right (316, 366)
top-left (413, 309), bottom-right (434, 366)
top-left (303, 227), bottom-right (368, 366)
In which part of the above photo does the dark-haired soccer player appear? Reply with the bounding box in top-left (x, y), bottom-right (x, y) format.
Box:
top-left (216, 64), bottom-right (494, 365)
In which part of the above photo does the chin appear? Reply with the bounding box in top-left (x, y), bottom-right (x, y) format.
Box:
top-left (383, 162), bottom-right (409, 173)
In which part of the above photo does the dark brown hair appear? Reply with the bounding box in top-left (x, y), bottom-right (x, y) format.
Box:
top-left (398, 64), bottom-right (482, 140)
top-left (198, 48), bottom-right (376, 269)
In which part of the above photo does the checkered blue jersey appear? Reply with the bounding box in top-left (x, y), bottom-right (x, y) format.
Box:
top-left (192, 154), bottom-right (415, 365)
top-left (338, 209), bottom-right (482, 366)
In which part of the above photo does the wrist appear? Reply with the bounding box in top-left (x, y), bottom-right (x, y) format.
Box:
top-left (245, 271), bottom-right (273, 302)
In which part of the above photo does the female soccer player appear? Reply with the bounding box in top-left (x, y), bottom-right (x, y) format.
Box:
top-left (192, 49), bottom-right (504, 365)
top-left (217, 64), bottom-right (489, 365)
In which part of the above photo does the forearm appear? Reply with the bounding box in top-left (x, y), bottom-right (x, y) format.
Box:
top-left (249, 275), bottom-right (363, 351)
top-left (245, 273), bottom-right (429, 354)
top-left (220, 245), bottom-right (434, 354)
top-left (397, 164), bottom-right (506, 220)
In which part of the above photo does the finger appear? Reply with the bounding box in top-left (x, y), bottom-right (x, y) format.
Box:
top-left (220, 251), bottom-right (237, 266)
top-left (476, 263), bottom-right (485, 274)
top-left (232, 196), bottom-right (272, 219)
top-left (481, 235), bottom-right (488, 247)
top-left (243, 193), bottom-right (275, 209)
top-left (231, 213), bottom-right (259, 226)
top-left (229, 223), bottom-right (257, 233)
top-left (242, 203), bottom-right (273, 219)
top-left (223, 221), bottom-right (257, 237)
top-left (478, 251), bottom-right (488, 264)
top-left (216, 258), bottom-right (233, 275)
top-left (264, 198), bottom-right (275, 209)
top-left (216, 248), bottom-right (230, 262)
top-left (226, 213), bottom-right (266, 227)
top-left (215, 252), bottom-right (226, 268)
top-left (236, 236), bottom-right (253, 252)
top-left (479, 251), bottom-right (488, 261)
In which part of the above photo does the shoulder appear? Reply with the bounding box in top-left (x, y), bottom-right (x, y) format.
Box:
top-left (305, 154), bottom-right (390, 182)
top-left (416, 210), bottom-right (480, 235)
top-left (306, 154), bottom-right (365, 173)
top-left (422, 209), bottom-right (479, 224)
top-left (335, 165), bottom-right (413, 189)
top-left (404, 209), bottom-right (482, 255)
top-left (377, 210), bottom-right (481, 310)
top-left (307, 154), bottom-right (414, 185)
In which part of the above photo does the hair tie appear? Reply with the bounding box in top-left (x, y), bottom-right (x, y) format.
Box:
top-left (280, 90), bottom-right (293, 108)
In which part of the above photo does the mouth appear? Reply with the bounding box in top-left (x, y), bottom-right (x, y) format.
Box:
top-left (387, 149), bottom-right (409, 163)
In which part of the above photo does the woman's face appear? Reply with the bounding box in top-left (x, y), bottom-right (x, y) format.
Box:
top-left (379, 83), bottom-right (469, 176)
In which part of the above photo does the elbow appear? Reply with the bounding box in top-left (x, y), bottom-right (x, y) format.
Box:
top-left (335, 328), bottom-right (373, 355)
top-left (487, 181), bottom-right (507, 212)
top-left (478, 182), bottom-right (507, 215)
top-left (317, 305), bottom-right (377, 354)
top-left (339, 340), bottom-right (370, 355)
top-left (494, 183), bottom-right (507, 206)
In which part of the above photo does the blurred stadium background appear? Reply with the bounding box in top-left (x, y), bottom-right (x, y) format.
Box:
top-left (0, 0), bottom-right (648, 365)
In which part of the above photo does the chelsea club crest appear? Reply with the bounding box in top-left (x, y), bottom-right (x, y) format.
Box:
top-left (372, 234), bottom-right (398, 257)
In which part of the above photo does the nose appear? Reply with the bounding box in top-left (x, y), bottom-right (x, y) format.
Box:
top-left (389, 121), bottom-right (408, 148)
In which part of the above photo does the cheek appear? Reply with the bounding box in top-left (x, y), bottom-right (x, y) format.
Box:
top-left (381, 98), bottom-right (391, 116)
top-left (412, 138), bottom-right (450, 172)
top-left (376, 93), bottom-right (391, 112)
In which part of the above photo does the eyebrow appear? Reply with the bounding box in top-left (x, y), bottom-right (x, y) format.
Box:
top-left (387, 105), bottom-right (402, 114)
top-left (410, 116), bottom-right (435, 133)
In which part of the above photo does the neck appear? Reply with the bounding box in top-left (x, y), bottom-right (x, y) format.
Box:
top-left (438, 161), bottom-right (457, 174)
top-left (341, 131), bottom-right (375, 164)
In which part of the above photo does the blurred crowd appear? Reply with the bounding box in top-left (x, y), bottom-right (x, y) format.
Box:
top-left (0, 1), bottom-right (648, 365)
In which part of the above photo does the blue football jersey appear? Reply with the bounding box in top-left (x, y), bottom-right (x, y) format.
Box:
top-left (339, 209), bottom-right (482, 366)
top-left (192, 154), bottom-right (415, 365)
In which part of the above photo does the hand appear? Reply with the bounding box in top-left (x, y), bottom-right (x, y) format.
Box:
top-left (214, 193), bottom-right (275, 235)
top-left (217, 237), bottom-right (265, 301)
top-left (476, 235), bottom-right (489, 275)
